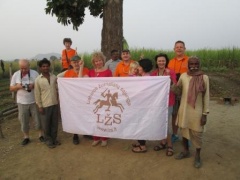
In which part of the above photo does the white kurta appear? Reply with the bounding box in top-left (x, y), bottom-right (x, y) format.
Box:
top-left (176, 73), bottom-right (210, 133)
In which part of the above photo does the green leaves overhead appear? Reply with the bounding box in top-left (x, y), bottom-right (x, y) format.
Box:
top-left (45, 0), bottom-right (104, 31)
top-left (89, 0), bottom-right (104, 18)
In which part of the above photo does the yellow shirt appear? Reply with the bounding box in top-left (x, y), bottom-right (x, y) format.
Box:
top-left (34, 73), bottom-right (58, 108)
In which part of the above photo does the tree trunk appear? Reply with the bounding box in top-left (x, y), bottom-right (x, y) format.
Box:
top-left (101, 0), bottom-right (123, 60)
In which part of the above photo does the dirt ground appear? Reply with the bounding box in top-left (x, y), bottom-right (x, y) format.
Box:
top-left (1, 72), bottom-right (240, 180)
top-left (0, 100), bottom-right (239, 180)
top-left (208, 72), bottom-right (240, 98)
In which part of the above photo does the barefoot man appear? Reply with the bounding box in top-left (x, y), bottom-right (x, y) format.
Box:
top-left (174, 56), bottom-right (209, 168)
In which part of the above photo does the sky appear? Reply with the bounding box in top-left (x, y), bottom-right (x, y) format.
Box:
top-left (0, 0), bottom-right (240, 60)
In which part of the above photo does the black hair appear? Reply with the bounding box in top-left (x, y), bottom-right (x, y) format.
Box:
top-left (111, 50), bottom-right (119, 55)
top-left (38, 58), bottom-right (51, 67)
top-left (138, 58), bottom-right (153, 73)
top-left (121, 49), bottom-right (130, 53)
top-left (63, 38), bottom-right (72, 45)
top-left (154, 53), bottom-right (169, 68)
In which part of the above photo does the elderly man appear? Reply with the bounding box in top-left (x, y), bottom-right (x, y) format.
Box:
top-left (10, 59), bottom-right (43, 146)
top-left (174, 56), bottom-right (209, 168)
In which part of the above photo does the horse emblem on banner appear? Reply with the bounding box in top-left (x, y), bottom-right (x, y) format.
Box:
top-left (93, 88), bottom-right (124, 113)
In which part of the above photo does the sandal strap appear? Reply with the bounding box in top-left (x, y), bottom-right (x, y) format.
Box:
top-left (132, 145), bottom-right (147, 153)
top-left (160, 143), bottom-right (167, 148)
top-left (166, 146), bottom-right (174, 156)
top-left (154, 143), bottom-right (167, 150)
top-left (132, 143), bottom-right (140, 147)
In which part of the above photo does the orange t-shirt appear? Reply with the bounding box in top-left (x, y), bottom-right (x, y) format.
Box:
top-left (64, 68), bottom-right (89, 78)
top-left (168, 55), bottom-right (188, 74)
top-left (61, 48), bottom-right (76, 69)
top-left (114, 60), bottom-right (135, 77)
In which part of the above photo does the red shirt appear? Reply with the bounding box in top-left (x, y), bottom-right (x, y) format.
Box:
top-left (151, 68), bottom-right (177, 106)
top-left (88, 69), bottom-right (112, 77)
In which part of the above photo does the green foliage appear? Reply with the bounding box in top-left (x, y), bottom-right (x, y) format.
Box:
top-left (183, 47), bottom-right (240, 71)
top-left (89, 0), bottom-right (104, 17)
top-left (123, 37), bottom-right (129, 50)
top-left (45, 0), bottom-right (104, 30)
top-left (129, 48), bottom-right (240, 72)
top-left (80, 53), bottom-right (92, 69)
top-left (2, 48), bottom-right (240, 78)
top-left (208, 66), bottom-right (228, 72)
top-left (130, 48), bottom-right (174, 62)
top-left (0, 78), bottom-right (15, 111)
top-left (235, 67), bottom-right (240, 73)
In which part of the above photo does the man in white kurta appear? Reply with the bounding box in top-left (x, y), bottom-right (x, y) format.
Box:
top-left (175, 56), bottom-right (209, 168)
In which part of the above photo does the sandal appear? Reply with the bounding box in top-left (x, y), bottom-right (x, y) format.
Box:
top-left (175, 151), bottom-right (190, 160)
top-left (132, 146), bottom-right (147, 153)
top-left (153, 143), bottom-right (167, 151)
top-left (132, 143), bottom-right (140, 148)
top-left (194, 157), bottom-right (201, 168)
top-left (166, 146), bottom-right (174, 156)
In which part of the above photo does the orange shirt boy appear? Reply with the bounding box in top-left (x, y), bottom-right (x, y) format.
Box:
top-left (114, 50), bottom-right (135, 77)
top-left (62, 49), bottom-right (76, 70)
top-left (114, 60), bottom-right (135, 77)
top-left (61, 38), bottom-right (76, 70)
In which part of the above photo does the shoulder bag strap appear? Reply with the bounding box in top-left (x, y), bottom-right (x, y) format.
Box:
top-left (65, 50), bottom-right (70, 64)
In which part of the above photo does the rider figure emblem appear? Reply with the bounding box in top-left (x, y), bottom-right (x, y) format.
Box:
top-left (93, 89), bottom-right (124, 113)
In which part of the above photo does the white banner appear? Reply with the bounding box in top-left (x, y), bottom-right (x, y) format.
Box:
top-left (58, 76), bottom-right (170, 140)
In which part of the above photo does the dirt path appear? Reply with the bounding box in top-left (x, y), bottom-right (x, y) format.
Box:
top-left (207, 72), bottom-right (240, 97)
top-left (0, 100), bottom-right (239, 180)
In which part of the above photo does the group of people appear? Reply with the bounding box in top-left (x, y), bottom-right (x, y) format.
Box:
top-left (10, 39), bottom-right (209, 168)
